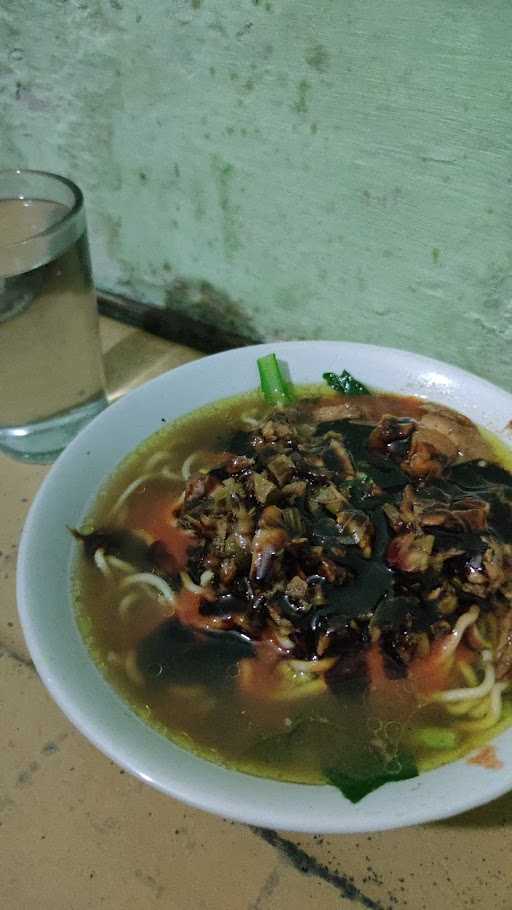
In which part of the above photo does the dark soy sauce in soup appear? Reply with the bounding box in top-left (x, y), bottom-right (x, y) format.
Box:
top-left (75, 388), bottom-right (512, 788)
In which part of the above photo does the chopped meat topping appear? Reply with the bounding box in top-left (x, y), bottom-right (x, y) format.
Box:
top-left (167, 396), bottom-right (509, 684)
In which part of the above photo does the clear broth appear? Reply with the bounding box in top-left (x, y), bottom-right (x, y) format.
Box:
top-left (75, 388), bottom-right (512, 783)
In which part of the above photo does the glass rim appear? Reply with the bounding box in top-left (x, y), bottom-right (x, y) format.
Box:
top-left (0, 168), bottom-right (84, 251)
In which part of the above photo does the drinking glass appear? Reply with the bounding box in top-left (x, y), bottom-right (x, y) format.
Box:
top-left (0, 169), bottom-right (107, 462)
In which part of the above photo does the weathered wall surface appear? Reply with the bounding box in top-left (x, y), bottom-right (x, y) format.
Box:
top-left (1, 1), bottom-right (511, 383)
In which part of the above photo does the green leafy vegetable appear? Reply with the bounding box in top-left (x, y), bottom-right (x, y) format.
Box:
top-left (325, 750), bottom-right (418, 803)
top-left (311, 509), bottom-right (393, 621)
top-left (249, 716), bottom-right (307, 757)
top-left (321, 560), bottom-right (394, 621)
top-left (343, 473), bottom-right (389, 512)
top-left (359, 457), bottom-right (409, 490)
top-left (247, 716), bottom-right (335, 765)
top-left (222, 429), bottom-right (253, 455)
top-left (450, 460), bottom-right (512, 491)
top-left (323, 369), bottom-right (370, 396)
top-left (371, 595), bottom-right (440, 634)
top-left (137, 619), bottom-right (254, 685)
top-left (314, 420), bottom-right (371, 447)
top-left (257, 353), bottom-right (295, 407)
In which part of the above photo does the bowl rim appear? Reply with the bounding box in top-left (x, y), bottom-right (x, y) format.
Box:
top-left (16, 339), bottom-right (512, 833)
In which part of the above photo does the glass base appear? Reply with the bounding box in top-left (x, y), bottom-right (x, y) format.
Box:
top-left (0, 396), bottom-right (107, 463)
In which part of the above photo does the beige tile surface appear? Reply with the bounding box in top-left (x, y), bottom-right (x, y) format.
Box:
top-left (2, 319), bottom-right (512, 910)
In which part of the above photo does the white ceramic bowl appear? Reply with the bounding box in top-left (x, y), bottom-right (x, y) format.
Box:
top-left (17, 341), bottom-right (512, 832)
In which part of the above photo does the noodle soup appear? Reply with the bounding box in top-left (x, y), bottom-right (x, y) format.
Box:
top-left (74, 377), bottom-right (512, 801)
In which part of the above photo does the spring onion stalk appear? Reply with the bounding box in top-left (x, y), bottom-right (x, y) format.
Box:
top-left (257, 353), bottom-right (295, 407)
top-left (412, 727), bottom-right (459, 751)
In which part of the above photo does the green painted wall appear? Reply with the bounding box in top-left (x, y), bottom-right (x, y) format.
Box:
top-left (1, 1), bottom-right (512, 384)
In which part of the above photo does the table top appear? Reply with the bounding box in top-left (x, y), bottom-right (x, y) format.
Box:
top-left (3, 318), bottom-right (512, 910)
